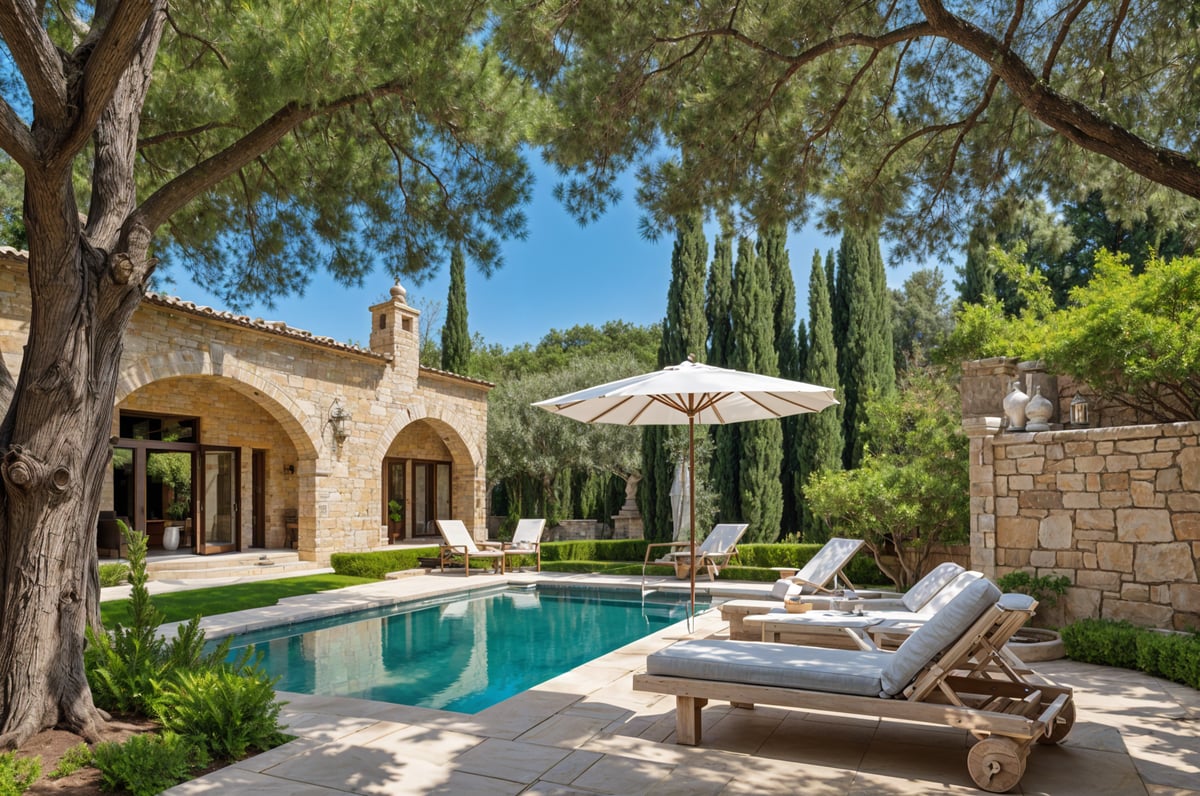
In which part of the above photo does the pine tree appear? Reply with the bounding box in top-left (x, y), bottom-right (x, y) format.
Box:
top-left (441, 246), bottom-right (470, 373)
top-left (797, 250), bottom-right (844, 540)
top-left (957, 228), bottom-right (997, 305)
top-left (760, 224), bottom-right (801, 535)
top-left (641, 215), bottom-right (708, 541)
top-left (838, 226), bottom-right (896, 468)
top-left (732, 236), bottom-right (784, 542)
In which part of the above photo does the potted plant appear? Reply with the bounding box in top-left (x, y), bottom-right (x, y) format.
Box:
top-left (387, 499), bottom-right (405, 542)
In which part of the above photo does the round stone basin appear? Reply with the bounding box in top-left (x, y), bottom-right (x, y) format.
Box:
top-left (1007, 627), bottom-right (1065, 662)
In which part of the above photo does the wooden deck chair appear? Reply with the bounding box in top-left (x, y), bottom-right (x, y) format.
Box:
top-left (721, 560), bottom-right (970, 641)
top-left (741, 571), bottom-right (986, 648)
top-left (773, 536), bottom-right (865, 596)
top-left (500, 518), bottom-right (546, 572)
top-left (643, 523), bottom-right (749, 581)
top-left (633, 578), bottom-right (1075, 793)
top-left (435, 520), bottom-right (505, 576)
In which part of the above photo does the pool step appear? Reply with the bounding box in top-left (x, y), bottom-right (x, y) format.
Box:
top-left (146, 551), bottom-right (320, 581)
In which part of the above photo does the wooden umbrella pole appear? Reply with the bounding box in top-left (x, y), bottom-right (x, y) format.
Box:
top-left (688, 416), bottom-right (696, 623)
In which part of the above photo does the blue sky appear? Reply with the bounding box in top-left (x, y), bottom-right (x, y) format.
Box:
top-left (163, 167), bottom-right (936, 351)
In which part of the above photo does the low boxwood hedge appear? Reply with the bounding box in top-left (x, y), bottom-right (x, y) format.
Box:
top-left (1061, 618), bottom-right (1200, 690)
top-left (331, 539), bottom-right (885, 585)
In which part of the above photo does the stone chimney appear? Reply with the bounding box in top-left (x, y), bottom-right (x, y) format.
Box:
top-left (369, 283), bottom-right (421, 372)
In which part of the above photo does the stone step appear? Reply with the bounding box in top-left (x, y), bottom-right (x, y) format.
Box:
top-left (145, 552), bottom-right (319, 581)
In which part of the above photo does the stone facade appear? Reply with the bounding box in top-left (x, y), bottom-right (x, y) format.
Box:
top-left (0, 248), bottom-right (491, 564)
top-left (962, 358), bottom-right (1200, 631)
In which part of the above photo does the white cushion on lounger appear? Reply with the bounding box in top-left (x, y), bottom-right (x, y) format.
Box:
top-left (915, 570), bottom-right (983, 616)
top-left (998, 593), bottom-right (1036, 612)
top-left (900, 562), bottom-right (965, 612)
top-left (646, 640), bottom-right (885, 697)
top-left (879, 578), bottom-right (1001, 696)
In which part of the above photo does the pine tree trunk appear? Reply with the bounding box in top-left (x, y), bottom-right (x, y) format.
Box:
top-left (0, 8), bottom-right (158, 740)
top-left (0, 220), bottom-right (143, 747)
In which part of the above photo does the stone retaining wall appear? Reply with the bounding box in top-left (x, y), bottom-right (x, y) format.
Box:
top-left (968, 420), bottom-right (1200, 631)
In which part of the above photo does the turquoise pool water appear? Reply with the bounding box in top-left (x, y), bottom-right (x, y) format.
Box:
top-left (222, 586), bottom-right (706, 713)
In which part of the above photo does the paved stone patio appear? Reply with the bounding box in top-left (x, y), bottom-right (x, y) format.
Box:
top-left (150, 572), bottom-right (1199, 795)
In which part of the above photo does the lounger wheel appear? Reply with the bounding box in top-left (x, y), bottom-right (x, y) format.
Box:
top-left (967, 736), bottom-right (1026, 793)
top-left (1037, 698), bottom-right (1076, 745)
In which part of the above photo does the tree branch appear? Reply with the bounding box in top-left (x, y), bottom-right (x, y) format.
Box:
top-left (0, 98), bottom-right (36, 168)
top-left (133, 78), bottom-right (414, 235)
top-left (0, 0), bottom-right (68, 125)
top-left (917, 0), bottom-right (1200, 199)
top-left (1042, 0), bottom-right (1089, 83)
top-left (58, 1), bottom-right (161, 163)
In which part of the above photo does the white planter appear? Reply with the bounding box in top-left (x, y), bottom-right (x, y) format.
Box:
top-left (163, 524), bottom-right (181, 551)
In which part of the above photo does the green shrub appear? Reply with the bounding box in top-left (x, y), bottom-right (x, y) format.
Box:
top-left (996, 570), bottom-right (1070, 607)
top-left (331, 546), bottom-right (440, 578)
top-left (0, 751), bottom-right (40, 796)
top-left (98, 563), bottom-right (129, 588)
top-left (152, 662), bottom-right (287, 760)
top-left (1062, 619), bottom-right (1200, 689)
top-left (92, 731), bottom-right (208, 796)
top-left (48, 743), bottom-right (92, 779)
top-left (1061, 619), bottom-right (1141, 669)
top-left (87, 527), bottom-right (243, 717)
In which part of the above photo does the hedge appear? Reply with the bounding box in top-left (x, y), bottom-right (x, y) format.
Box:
top-left (1061, 619), bottom-right (1200, 690)
top-left (330, 539), bottom-right (885, 585)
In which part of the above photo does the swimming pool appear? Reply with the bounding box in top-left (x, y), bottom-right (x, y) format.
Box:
top-left (222, 585), bottom-right (708, 713)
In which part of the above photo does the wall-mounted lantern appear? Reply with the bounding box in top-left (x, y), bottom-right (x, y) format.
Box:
top-left (329, 400), bottom-right (352, 445)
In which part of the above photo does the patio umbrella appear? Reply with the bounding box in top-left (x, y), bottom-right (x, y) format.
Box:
top-left (533, 357), bottom-right (838, 615)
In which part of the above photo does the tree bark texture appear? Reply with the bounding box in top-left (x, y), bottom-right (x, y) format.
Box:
top-left (0, 1), bottom-right (166, 749)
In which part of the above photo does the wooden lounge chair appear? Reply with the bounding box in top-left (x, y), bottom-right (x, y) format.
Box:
top-left (643, 523), bottom-right (749, 581)
top-left (435, 520), bottom-right (505, 576)
top-left (493, 518), bottom-right (546, 572)
top-left (721, 559), bottom-right (966, 641)
top-left (633, 579), bottom-right (1075, 793)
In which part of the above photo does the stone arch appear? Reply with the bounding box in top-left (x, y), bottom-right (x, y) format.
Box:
top-left (117, 350), bottom-right (319, 458)
top-left (370, 399), bottom-right (483, 468)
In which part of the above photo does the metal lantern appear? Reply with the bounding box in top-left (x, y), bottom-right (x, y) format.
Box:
top-left (1069, 393), bottom-right (1090, 427)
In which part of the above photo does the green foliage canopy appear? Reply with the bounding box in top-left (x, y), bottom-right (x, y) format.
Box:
top-left (804, 367), bottom-right (968, 588)
top-left (493, 0), bottom-right (1200, 259)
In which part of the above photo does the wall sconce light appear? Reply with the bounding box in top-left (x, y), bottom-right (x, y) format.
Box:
top-left (1069, 393), bottom-right (1090, 427)
top-left (283, 464), bottom-right (295, 475)
top-left (329, 400), bottom-right (352, 445)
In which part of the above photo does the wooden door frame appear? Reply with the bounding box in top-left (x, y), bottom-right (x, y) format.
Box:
top-left (197, 445), bottom-right (240, 555)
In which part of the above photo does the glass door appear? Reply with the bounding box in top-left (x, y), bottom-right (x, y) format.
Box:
top-left (198, 446), bottom-right (239, 554)
top-left (412, 461), bottom-right (451, 537)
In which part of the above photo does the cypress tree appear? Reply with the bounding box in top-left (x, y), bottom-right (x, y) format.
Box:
top-left (706, 225), bottom-right (734, 367)
top-left (797, 250), bottom-right (844, 540)
top-left (641, 215), bottom-right (708, 542)
top-left (706, 225), bottom-right (739, 524)
top-left (760, 224), bottom-right (801, 535)
top-left (838, 225), bottom-right (896, 468)
top-left (441, 246), bottom-right (470, 373)
top-left (958, 228), bottom-right (996, 305)
top-left (732, 236), bottom-right (784, 542)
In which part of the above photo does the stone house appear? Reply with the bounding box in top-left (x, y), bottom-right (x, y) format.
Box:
top-left (0, 247), bottom-right (491, 564)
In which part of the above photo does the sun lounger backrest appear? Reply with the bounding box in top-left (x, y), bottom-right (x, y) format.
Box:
top-left (511, 518), bottom-right (546, 548)
top-left (879, 578), bottom-right (1001, 697)
top-left (900, 562), bottom-right (965, 612)
top-left (700, 523), bottom-right (749, 555)
top-left (436, 519), bottom-right (481, 554)
top-left (914, 570), bottom-right (983, 616)
top-left (796, 536), bottom-right (863, 583)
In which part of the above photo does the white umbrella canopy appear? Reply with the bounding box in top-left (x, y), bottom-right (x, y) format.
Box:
top-left (533, 359), bottom-right (838, 426)
top-left (534, 358), bottom-right (838, 615)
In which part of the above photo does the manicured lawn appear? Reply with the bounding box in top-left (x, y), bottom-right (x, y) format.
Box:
top-left (99, 573), bottom-right (378, 626)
